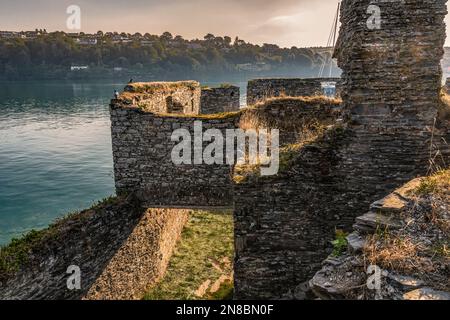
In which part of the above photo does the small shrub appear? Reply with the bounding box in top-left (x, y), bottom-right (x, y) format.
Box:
top-left (332, 229), bottom-right (348, 257)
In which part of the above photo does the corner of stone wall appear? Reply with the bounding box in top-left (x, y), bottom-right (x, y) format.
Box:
top-left (0, 195), bottom-right (190, 300)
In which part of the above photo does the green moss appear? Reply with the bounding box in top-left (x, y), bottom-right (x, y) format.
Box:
top-left (0, 229), bottom-right (49, 281)
top-left (144, 210), bottom-right (234, 300)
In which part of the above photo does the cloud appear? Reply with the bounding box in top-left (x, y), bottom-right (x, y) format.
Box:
top-left (1, 0), bottom-right (450, 47)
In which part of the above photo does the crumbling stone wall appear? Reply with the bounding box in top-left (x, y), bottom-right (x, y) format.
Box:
top-left (122, 81), bottom-right (201, 115)
top-left (110, 98), bottom-right (240, 208)
top-left (111, 94), bottom-right (340, 209)
top-left (234, 0), bottom-right (450, 299)
top-left (0, 196), bottom-right (189, 300)
top-left (201, 86), bottom-right (240, 114)
top-left (247, 78), bottom-right (342, 106)
top-left (239, 96), bottom-right (341, 146)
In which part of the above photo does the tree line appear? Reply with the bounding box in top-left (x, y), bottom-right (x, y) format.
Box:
top-left (0, 31), bottom-right (338, 80)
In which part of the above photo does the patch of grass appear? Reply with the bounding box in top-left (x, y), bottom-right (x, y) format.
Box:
top-left (207, 281), bottom-right (234, 300)
top-left (144, 210), bottom-right (234, 300)
top-left (233, 124), bottom-right (347, 183)
top-left (363, 233), bottom-right (434, 274)
top-left (0, 195), bottom-right (121, 282)
top-left (415, 169), bottom-right (450, 196)
top-left (332, 229), bottom-right (348, 257)
top-left (158, 109), bottom-right (244, 120)
top-left (125, 81), bottom-right (200, 94)
top-left (249, 95), bottom-right (342, 109)
top-left (430, 242), bottom-right (450, 258)
top-left (0, 229), bottom-right (49, 281)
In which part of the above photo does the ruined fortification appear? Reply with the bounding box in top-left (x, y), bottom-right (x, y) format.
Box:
top-left (111, 82), bottom-right (240, 208)
top-left (234, 0), bottom-right (450, 299)
top-left (2, 0), bottom-right (450, 301)
top-left (111, 83), bottom-right (339, 208)
top-left (0, 196), bottom-right (189, 300)
top-left (201, 85), bottom-right (240, 114)
top-left (247, 78), bottom-right (342, 106)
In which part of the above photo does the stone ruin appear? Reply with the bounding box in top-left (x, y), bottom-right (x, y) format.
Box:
top-left (110, 83), bottom-right (339, 209)
top-left (122, 81), bottom-right (201, 115)
top-left (247, 78), bottom-right (342, 106)
top-left (2, 0), bottom-right (450, 300)
top-left (201, 85), bottom-right (240, 114)
top-left (234, 0), bottom-right (450, 298)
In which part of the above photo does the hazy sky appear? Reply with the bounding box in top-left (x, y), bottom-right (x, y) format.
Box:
top-left (1, 0), bottom-right (450, 47)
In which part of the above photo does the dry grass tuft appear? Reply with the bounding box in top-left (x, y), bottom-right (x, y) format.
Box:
top-left (364, 232), bottom-right (434, 274)
top-left (414, 169), bottom-right (450, 196)
top-left (249, 94), bottom-right (342, 109)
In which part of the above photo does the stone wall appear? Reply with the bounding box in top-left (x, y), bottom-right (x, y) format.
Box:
top-left (239, 96), bottom-right (341, 147)
top-left (122, 81), bottom-right (201, 115)
top-left (233, 0), bottom-right (450, 299)
top-left (201, 86), bottom-right (240, 114)
top-left (110, 98), bottom-right (240, 208)
top-left (111, 94), bottom-right (340, 209)
top-left (247, 78), bottom-right (342, 106)
top-left (0, 196), bottom-right (189, 300)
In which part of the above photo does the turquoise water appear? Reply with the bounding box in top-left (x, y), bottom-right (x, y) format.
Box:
top-left (0, 81), bottom-right (121, 245)
top-left (0, 80), bottom-right (247, 245)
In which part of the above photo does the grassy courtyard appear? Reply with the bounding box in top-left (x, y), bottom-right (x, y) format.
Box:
top-left (144, 210), bottom-right (234, 300)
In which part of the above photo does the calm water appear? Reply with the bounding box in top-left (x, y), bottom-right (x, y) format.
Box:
top-left (0, 80), bottom-right (247, 245)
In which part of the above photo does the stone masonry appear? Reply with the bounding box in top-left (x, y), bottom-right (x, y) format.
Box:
top-left (247, 78), bottom-right (342, 106)
top-left (111, 85), bottom-right (340, 209)
top-left (201, 85), bottom-right (240, 114)
top-left (0, 196), bottom-right (189, 300)
top-left (122, 81), bottom-right (201, 115)
top-left (233, 0), bottom-right (449, 299)
top-left (110, 83), bottom-right (241, 208)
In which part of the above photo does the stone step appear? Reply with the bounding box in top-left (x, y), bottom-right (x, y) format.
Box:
top-left (346, 232), bottom-right (366, 254)
top-left (354, 212), bottom-right (403, 234)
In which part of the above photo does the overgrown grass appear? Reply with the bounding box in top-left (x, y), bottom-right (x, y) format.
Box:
top-left (233, 124), bottom-right (347, 183)
top-left (144, 210), bottom-right (234, 300)
top-left (363, 232), bottom-right (433, 274)
top-left (125, 81), bottom-right (199, 94)
top-left (414, 169), bottom-right (450, 196)
top-left (0, 196), bottom-right (120, 282)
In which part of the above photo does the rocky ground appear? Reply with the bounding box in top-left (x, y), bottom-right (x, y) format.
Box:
top-left (310, 170), bottom-right (450, 300)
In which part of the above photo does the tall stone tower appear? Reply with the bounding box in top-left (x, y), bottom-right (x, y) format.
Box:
top-left (335, 0), bottom-right (449, 197)
top-left (234, 0), bottom-right (449, 299)
top-left (335, 0), bottom-right (448, 128)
